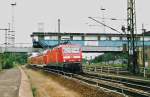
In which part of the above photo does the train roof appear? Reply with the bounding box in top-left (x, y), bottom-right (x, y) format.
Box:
top-left (29, 52), bottom-right (44, 58)
top-left (43, 49), bottom-right (49, 54)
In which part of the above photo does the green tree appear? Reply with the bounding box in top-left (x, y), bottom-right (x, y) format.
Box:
top-left (91, 52), bottom-right (128, 64)
top-left (0, 52), bottom-right (28, 69)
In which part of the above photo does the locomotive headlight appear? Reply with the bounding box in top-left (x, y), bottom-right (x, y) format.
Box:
top-left (73, 56), bottom-right (80, 58)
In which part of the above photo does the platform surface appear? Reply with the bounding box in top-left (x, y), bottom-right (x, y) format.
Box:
top-left (0, 68), bottom-right (21, 97)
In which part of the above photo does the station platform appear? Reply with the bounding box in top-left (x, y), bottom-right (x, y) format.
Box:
top-left (0, 68), bottom-right (21, 97)
top-left (0, 68), bottom-right (33, 97)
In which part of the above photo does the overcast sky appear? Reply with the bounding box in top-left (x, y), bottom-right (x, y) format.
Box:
top-left (0, 0), bottom-right (150, 44)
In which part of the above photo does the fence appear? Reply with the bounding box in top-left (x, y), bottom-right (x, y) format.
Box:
top-left (82, 66), bottom-right (128, 75)
top-left (140, 67), bottom-right (150, 78)
top-left (83, 66), bottom-right (150, 78)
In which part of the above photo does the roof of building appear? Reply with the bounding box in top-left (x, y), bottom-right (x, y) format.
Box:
top-left (31, 32), bottom-right (128, 37)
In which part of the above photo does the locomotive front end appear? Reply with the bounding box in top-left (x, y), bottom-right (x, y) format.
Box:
top-left (62, 45), bottom-right (82, 73)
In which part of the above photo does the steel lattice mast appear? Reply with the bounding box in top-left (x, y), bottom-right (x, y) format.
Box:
top-left (10, 2), bottom-right (16, 47)
top-left (127, 0), bottom-right (139, 74)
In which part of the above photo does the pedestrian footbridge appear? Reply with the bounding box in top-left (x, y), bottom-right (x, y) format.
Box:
top-left (0, 47), bottom-right (34, 53)
top-left (31, 32), bottom-right (150, 52)
top-left (0, 46), bottom-right (123, 53)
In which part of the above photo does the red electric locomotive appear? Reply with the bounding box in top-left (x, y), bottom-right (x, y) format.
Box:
top-left (28, 44), bottom-right (82, 73)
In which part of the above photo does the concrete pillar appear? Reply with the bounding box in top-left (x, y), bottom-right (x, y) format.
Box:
top-left (120, 37), bottom-right (122, 40)
top-left (109, 36), bottom-right (111, 40)
top-left (98, 36), bottom-right (101, 40)
top-left (82, 36), bottom-right (85, 40)
top-left (70, 36), bottom-right (73, 40)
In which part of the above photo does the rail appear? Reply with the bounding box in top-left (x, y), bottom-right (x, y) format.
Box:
top-left (77, 73), bottom-right (150, 97)
top-left (28, 65), bottom-right (150, 97)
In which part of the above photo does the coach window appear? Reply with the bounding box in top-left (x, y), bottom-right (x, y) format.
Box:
top-left (44, 36), bottom-right (50, 40)
top-left (106, 37), bottom-right (110, 40)
top-left (85, 36), bottom-right (98, 40)
top-left (112, 37), bottom-right (120, 40)
top-left (49, 36), bottom-right (58, 40)
top-left (122, 37), bottom-right (127, 40)
top-left (73, 36), bottom-right (82, 40)
top-left (101, 37), bottom-right (106, 40)
top-left (71, 47), bottom-right (80, 53)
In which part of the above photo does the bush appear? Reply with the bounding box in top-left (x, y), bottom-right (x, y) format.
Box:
top-left (0, 53), bottom-right (27, 69)
top-left (91, 52), bottom-right (128, 64)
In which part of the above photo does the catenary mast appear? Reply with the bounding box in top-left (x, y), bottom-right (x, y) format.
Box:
top-left (127, 0), bottom-right (139, 74)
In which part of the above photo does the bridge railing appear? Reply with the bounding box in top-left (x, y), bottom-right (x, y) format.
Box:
top-left (82, 46), bottom-right (123, 52)
top-left (13, 43), bottom-right (32, 47)
top-left (0, 43), bottom-right (32, 48)
top-left (0, 43), bottom-right (33, 53)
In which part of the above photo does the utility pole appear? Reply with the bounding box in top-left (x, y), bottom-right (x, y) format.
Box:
top-left (121, 25), bottom-right (130, 70)
top-left (142, 24), bottom-right (146, 67)
top-left (127, 0), bottom-right (139, 74)
top-left (58, 19), bottom-right (60, 45)
top-left (101, 8), bottom-right (106, 33)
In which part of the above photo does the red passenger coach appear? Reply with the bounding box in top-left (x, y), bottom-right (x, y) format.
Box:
top-left (28, 54), bottom-right (45, 66)
top-left (28, 44), bottom-right (83, 73)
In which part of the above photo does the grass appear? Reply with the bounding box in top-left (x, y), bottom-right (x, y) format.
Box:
top-left (23, 67), bottom-right (37, 97)
top-left (32, 86), bottom-right (37, 97)
top-left (145, 68), bottom-right (150, 73)
top-left (27, 72), bottom-right (36, 97)
top-left (13, 64), bottom-right (19, 69)
top-left (28, 74), bottom-right (37, 97)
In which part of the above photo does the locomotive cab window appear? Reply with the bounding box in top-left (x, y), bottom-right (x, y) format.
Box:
top-left (71, 47), bottom-right (80, 53)
top-left (63, 47), bottom-right (80, 53)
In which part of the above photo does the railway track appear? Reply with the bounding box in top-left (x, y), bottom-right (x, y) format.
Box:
top-left (75, 73), bottom-right (150, 97)
top-left (28, 65), bottom-right (150, 97)
top-left (83, 73), bottom-right (150, 91)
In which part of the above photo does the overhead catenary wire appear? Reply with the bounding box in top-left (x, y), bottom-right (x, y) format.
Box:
top-left (88, 17), bottom-right (124, 35)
